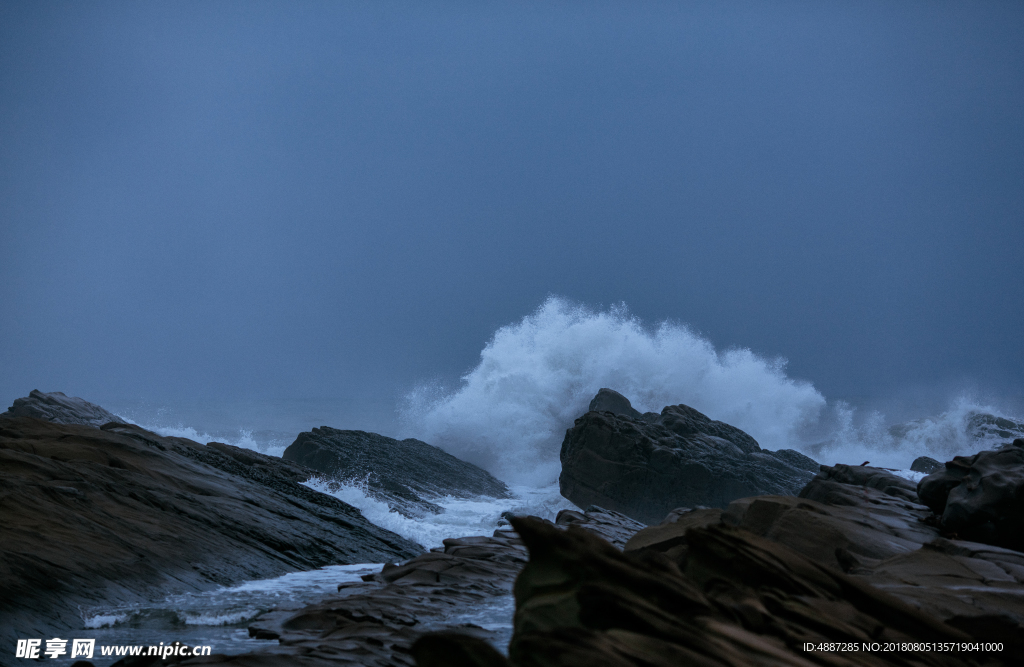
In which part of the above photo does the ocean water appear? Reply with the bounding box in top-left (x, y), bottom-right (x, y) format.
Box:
top-left (47, 565), bottom-right (377, 666)
top-left (83, 297), bottom-right (1022, 662)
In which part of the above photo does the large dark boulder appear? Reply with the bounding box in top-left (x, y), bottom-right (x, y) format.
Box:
top-left (558, 390), bottom-right (819, 524)
top-left (284, 427), bottom-right (513, 517)
top-left (917, 438), bottom-right (1024, 550)
top-left (1, 389), bottom-right (127, 426)
top-left (0, 415), bottom-right (422, 650)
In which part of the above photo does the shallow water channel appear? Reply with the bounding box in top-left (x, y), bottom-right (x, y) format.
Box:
top-left (42, 564), bottom-right (513, 666)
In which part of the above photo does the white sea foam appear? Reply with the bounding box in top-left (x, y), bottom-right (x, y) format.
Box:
top-left (889, 469), bottom-right (928, 483)
top-left (122, 420), bottom-right (289, 458)
top-left (303, 477), bottom-right (573, 549)
top-left (83, 613), bottom-right (129, 629)
top-left (181, 610), bottom-right (261, 626)
top-left (81, 564), bottom-right (381, 632)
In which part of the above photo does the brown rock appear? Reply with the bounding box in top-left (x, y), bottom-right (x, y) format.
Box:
top-left (412, 447), bottom-right (1024, 667)
top-left (623, 508), bottom-right (722, 559)
top-left (491, 516), bottom-right (981, 667)
top-left (917, 441), bottom-right (1024, 550)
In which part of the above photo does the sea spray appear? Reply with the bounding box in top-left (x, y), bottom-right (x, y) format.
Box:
top-left (400, 296), bottom-right (827, 485)
top-left (121, 420), bottom-right (291, 458)
top-left (811, 395), bottom-right (1024, 469)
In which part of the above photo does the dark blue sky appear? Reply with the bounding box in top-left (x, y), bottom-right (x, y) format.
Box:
top-left (2, 1), bottom-right (1022, 420)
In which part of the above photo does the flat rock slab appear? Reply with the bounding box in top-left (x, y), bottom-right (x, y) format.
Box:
top-left (0, 417), bottom-right (422, 650)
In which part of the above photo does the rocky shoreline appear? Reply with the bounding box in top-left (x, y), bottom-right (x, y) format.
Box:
top-left (3, 390), bottom-right (1023, 667)
top-left (0, 395), bottom-right (422, 653)
top-left (412, 455), bottom-right (1024, 666)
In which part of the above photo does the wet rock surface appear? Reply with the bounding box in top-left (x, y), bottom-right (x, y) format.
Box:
top-left (284, 428), bottom-right (513, 518)
top-left (917, 438), bottom-right (1024, 551)
top-left (127, 508), bottom-right (643, 667)
top-left (488, 517), bottom-right (990, 667)
top-left (1, 389), bottom-right (127, 427)
top-left (913, 456), bottom-right (943, 474)
top-left (0, 416), bottom-right (421, 651)
top-left (559, 390), bottom-right (820, 524)
top-left (414, 463), bottom-right (1024, 667)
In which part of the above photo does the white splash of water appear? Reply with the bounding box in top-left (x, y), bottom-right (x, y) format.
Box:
top-left (83, 613), bottom-right (129, 629)
top-left (889, 470), bottom-right (928, 483)
top-left (812, 395), bottom-right (1023, 469)
top-left (302, 477), bottom-right (573, 549)
top-left (122, 419), bottom-right (289, 458)
top-left (399, 297), bottom-right (1023, 482)
top-left (400, 296), bottom-right (827, 485)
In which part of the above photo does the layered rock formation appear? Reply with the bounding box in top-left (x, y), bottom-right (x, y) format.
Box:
top-left (918, 438), bottom-right (1024, 551)
top-left (284, 427), bottom-right (512, 517)
top-left (414, 455), bottom-right (1024, 667)
top-left (0, 415), bottom-right (422, 651)
top-left (1, 389), bottom-right (127, 426)
top-left (559, 389), bottom-right (819, 524)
